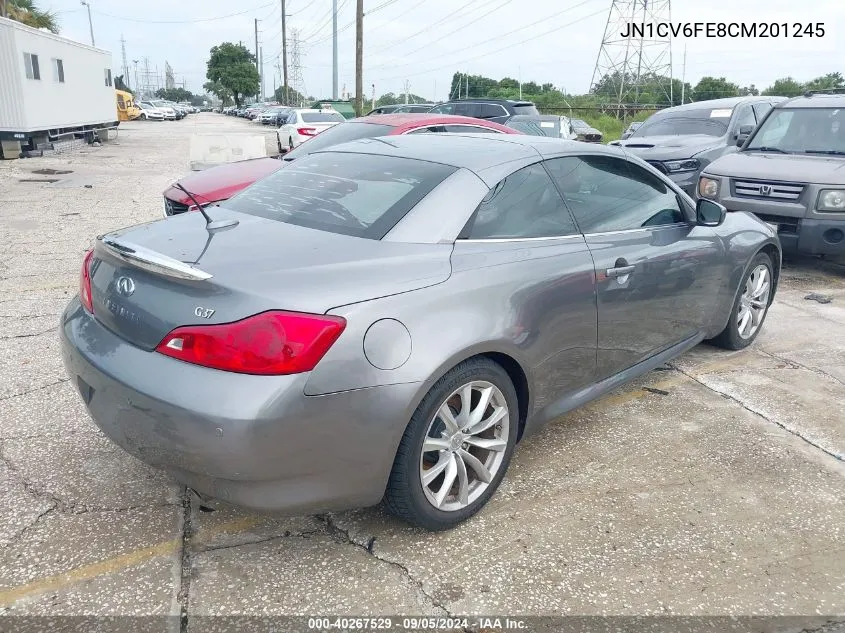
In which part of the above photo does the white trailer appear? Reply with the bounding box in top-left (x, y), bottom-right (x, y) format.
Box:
top-left (0, 16), bottom-right (118, 158)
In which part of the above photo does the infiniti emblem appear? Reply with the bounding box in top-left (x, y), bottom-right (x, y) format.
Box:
top-left (759, 184), bottom-right (773, 196)
top-left (116, 276), bottom-right (136, 297)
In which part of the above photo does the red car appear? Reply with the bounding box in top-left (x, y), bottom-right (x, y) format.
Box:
top-left (162, 114), bottom-right (520, 215)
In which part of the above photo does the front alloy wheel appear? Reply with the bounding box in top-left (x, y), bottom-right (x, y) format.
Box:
top-left (385, 357), bottom-right (519, 530)
top-left (737, 264), bottom-right (771, 340)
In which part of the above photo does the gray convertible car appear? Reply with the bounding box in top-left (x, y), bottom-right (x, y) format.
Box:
top-left (61, 134), bottom-right (781, 530)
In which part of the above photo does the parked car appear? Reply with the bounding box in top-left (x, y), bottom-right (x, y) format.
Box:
top-left (570, 119), bottom-right (603, 143)
top-left (621, 121), bottom-right (642, 140)
top-left (64, 134), bottom-right (780, 530)
top-left (391, 103), bottom-right (437, 113)
top-left (501, 115), bottom-right (549, 136)
top-left (428, 98), bottom-right (539, 123)
top-left (262, 106), bottom-right (292, 126)
top-left (164, 114), bottom-right (519, 214)
top-left (137, 101), bottom-right (165, 121)
top-left (697, 92), bottom-right (845, 259)
top-left (366, 104), bottom-right (405, 115)
top-left (538, 115), bottom-right (578, 140)
top-left (148, 100), bottom-right (179, 120)
top-left (276, 108), bottom-right (347, 152)
top-left (609, 96), bottom-right (787, 196)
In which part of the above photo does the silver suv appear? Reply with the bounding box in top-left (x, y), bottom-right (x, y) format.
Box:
top-left (697, 92), bottom-right (845, 258)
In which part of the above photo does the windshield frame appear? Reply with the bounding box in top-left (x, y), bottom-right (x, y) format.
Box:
top-left (283, 121), bottom-right (396, 161)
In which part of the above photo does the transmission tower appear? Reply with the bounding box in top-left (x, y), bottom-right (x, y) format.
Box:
top-left (120, 35), bottom-right (129, 88)
top-left (590, 0), bottom-right (673, 111)
top-left (289, 28), bottom-right (306, 105)
top-left (164, 62), bottom-right (175, 90)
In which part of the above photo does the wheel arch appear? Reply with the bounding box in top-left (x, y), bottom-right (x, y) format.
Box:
top-left (403, 344), bottom-right (534, 445)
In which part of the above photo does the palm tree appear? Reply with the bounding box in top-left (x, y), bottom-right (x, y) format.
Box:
top-left (4, 0), bottom-right (59, 34)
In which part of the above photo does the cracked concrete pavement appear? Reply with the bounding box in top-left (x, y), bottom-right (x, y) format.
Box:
top-left (1, 115), bottom-right (844, 627)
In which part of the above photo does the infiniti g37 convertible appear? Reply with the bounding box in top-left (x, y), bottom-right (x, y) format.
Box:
top-left (61, 135), bottom-right (780, 530)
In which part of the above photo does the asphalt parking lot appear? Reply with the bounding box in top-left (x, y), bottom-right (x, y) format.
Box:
top-left (1, 114), bottom-right (844, 626)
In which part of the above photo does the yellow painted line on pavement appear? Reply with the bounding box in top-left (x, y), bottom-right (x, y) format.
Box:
top-left (0, 515), bottom-right (261, 606)
top-left (0, 353), bottom-right (753, 606)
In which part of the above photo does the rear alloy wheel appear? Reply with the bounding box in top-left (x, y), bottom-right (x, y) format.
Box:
top-left (384, 358), bottom-right (519, 530)
top-left (711, 252), bottom-right (773, 350)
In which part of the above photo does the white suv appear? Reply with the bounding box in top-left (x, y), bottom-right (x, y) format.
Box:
top-left (276, 109), bottom-right (346, 153)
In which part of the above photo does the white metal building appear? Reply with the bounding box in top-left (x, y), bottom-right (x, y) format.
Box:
top-left (0, 16), bottom-right (118, 157)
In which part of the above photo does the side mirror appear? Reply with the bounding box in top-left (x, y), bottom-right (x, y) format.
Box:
top-left (696, 198), bottom-right (727, 227)
top-left (735, 124), bottom-right (754, 147)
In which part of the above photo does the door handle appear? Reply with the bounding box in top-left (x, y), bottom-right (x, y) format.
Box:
top-left (606, 265), bottom-right (635, 278)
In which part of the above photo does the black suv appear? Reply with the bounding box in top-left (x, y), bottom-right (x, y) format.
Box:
top-left (428, 99), bottom-right (539, 123)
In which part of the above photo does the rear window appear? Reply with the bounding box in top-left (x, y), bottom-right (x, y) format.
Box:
top-left (632, 108), bottom-right (732, 137)
top-left (302, 112), bottom-right (345, 123)
top-left (284, 122), bottom-right (394, 159)
top-left (512, 103), bottom-right (539, 116)
top-left (222, 152), bottom-right (457, 239)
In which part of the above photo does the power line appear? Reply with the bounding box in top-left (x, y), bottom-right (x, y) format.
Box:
top-left (369, 0), bottom-right (485, 55)
top-left (368, 0), bottom-right (515, 68)
top-left (370, 0), bottom-right (600, 73)
top-left (91, 2), bottom-right (275, 23)
top-left (370, 5), bottom-right (607, 82)
top-left (299, 0), bottom-right (348, 42)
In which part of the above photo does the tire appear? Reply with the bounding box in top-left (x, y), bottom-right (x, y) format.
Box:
top-left (710, 251), bottom-right (774, 350)
top-left (384, 357), bottom-right (520, 531)
top-left (140, 113), bottom-right (147, 120)
top-left (289, 137), bottom-right (295, 152)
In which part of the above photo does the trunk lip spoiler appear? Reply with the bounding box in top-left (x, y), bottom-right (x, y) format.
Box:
top-left (96, 236), bottom-right (213, 281)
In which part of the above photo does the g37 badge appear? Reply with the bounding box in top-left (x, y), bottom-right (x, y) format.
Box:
top-left (194, 307), bottom-right (215, 319)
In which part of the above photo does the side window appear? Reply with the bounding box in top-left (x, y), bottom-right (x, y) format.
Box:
top-left (453, 102), bottom-right (476, 117)
top-left (479, 103), bottom-right (507, 119)
top-left (52, 58), bottom-right (64, 83)
top-left (733, 104), bottom-right (755, 131)
top-left (405, 126), bottom-right (444, 134)
top-left (545, 156), bottom-right (687, 233)
top-left (429, 103), bottom-right (454, 115)
top-left (461, 163), bottom-right (578, 240)
top-left (443, 125), bottom-right (502, 133)
top-left (23, 53), bottom-right (40, 80)
top-left (752, 102), bottom-right (772, 123)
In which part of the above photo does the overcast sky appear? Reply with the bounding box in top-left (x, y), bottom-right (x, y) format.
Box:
top-left (47, 0), bottom-right (843, 100)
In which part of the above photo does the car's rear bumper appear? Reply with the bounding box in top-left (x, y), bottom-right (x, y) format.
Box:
top-left (60, 299), bottom-right (420, 513)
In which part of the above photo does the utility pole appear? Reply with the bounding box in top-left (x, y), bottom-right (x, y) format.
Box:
top-left (518, 66), bottom-right (522, 100)
top-left (332, 0), bottom-right (338, 99)
top-left (371, 83), bottom-right (375, 111)
top-left (281, 0), bottom-right (289, 105)
top-left (260, 46), bottom-right (264, 102)
top-left (466, 74), bottom-right (469, 99)
top-left (354, 0), bottom-right (363, 116)
top-left (80, 1), bottom-right (95, 46)
top-left (0, 1), bottom-right (7, 19)
top-left (680, 41), bottom-right (687, 104)
top-left (404, 80), bottom-right (410, 104)
top-left (254, 18), bottom-right (259, 72)
top-left (132, 60), bottom-right (139, 96)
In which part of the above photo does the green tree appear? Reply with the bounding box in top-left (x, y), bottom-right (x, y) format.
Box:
top-left (114, 75), bottom-right (132, 94)
top-left (804, 72), bottom-right (845, 92)
top-left (155, 87), bottom-right (194, 102)
top-left (206, 43), bottom-right (260, 108)
top-left (203, 81), bottom-right (233, 105)
top-left (762, 77), bottom-right (805, 97)
top-left (4, 0), bottom-right (58, 33)
top-left (273, 85), bottom-right (308, 106)
top-left (692, 76), bottom-right (740, 101)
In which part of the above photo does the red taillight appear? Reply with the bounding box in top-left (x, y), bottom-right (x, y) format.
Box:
top-left (155, 310), bottom-right (346, 375)
top-left (297, 127), bottom-right (317, 136)
top-left (79, 248), bottom-right (94, 313)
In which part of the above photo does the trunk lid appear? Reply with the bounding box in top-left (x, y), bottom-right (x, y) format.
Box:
top-left (90, 209), bottom-right (452, 350)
